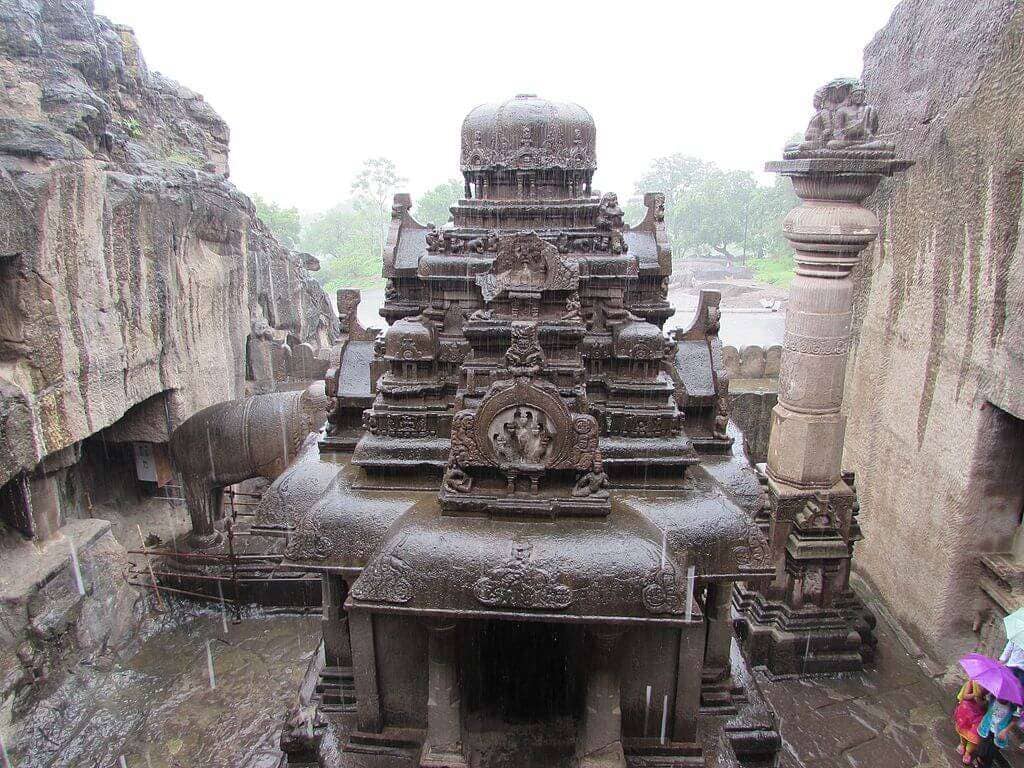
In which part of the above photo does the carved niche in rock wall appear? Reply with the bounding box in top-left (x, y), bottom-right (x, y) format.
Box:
top-left (475, 231), bottom-right (578, 303)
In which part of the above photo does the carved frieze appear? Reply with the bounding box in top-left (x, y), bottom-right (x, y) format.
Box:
top-left (606, 412), bottom-right (681, 438)
top-left (783, 329), bottom-right (851, 356)
top-left (363, 412), bottom-right (438, 438)
top-left (473, 543), bottom-right (572, 609)
top-left (351, 536), bottom-right (414, 604)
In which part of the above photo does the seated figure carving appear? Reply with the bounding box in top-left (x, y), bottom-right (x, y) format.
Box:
top-left (784, 78), bottom-right (894, 159)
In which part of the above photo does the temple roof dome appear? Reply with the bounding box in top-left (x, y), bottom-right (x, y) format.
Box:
top-left (460, 94), bottom-right (597, 172)
top-left (613, 316), bottom-right (666, 360)
top-left (384, 315), bottom-right (435, 361)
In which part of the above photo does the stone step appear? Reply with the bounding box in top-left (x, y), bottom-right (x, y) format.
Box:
top-left (624, 738), bottom-right (704, 767)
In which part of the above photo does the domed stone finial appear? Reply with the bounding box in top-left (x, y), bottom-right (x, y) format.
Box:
top-left (460, 94), bottom-right (596, 172)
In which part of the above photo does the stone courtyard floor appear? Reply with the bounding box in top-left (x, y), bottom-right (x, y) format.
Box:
top-left (6, 603), bottom-right (320, 768)
top-left (4, 592), bottom-right (1017, 768)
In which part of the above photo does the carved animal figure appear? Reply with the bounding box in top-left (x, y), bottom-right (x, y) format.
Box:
top-left (169, 382), bottom-right (329, 547)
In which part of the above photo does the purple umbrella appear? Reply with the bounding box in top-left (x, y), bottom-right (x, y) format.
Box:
top-left (960, 653), bottom-right (1024, 704)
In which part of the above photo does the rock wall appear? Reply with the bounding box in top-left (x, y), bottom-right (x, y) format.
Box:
top-left (0, 0), bottom-right (337, 491)
top-left (844, 0), bottom-right (1024, 661)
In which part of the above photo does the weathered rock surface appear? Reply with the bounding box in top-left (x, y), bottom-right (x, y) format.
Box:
top-left (0, 0), bottom-right (337, 488)
top-left (845, 0), bottom-right (1024, 662)
top-left (0, 517), bottom-right (142, 736)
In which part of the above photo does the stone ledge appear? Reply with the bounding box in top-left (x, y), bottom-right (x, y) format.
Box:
top-left (0, 518), bottom-right (111, 604)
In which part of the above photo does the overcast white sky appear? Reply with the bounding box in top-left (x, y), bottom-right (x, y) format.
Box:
top-left (93, 0), bottom-right (901, 212)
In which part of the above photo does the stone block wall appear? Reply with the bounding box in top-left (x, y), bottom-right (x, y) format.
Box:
top-left (721, 345), bottom-right (780, 463)
top-left (721, 344), bottom-right (782, 382)
top-left (843, 0), bottom-right (1024, 662)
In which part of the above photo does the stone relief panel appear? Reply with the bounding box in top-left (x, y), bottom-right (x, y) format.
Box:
top-left (475, 232), bottom-right (578, 302)
top-left (473, 542), bottom-right (572, 609)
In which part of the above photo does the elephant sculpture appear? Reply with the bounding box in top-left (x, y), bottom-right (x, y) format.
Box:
top-left (169, 382), bottom-right (328, 547)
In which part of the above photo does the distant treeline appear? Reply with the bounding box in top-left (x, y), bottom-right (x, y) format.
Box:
top-left (252, 154), bottom-right (798, 293)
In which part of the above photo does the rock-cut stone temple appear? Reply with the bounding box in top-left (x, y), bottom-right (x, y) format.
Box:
top-left (201, 94), bottom-right (786, 767)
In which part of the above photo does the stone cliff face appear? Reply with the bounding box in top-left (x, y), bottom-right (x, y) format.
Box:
top-left (0, 0), bottom-right (337, 489)
top-left (844, 0), bottom-right (1024, 660)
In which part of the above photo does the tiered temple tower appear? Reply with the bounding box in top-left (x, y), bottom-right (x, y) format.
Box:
top-left (256, 95), bottom-right (777, 768)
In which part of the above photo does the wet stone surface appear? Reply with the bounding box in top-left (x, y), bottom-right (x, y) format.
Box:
top-left (759, 614), bottom-right (966, 768)
top-left (5, 595), bottom-right (1009, 768)
top-left (9, 603), bottom-right (318, 768)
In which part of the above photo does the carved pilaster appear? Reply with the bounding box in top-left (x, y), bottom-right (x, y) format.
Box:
top-left (420, 620), bottom-right (468, 768)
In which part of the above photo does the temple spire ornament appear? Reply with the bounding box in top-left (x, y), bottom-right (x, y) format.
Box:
top-left (735, 78), bottom-right (912, 674)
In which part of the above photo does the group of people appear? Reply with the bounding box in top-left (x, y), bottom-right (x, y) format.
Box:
top-left (955, 611), bottom-right (1024, 766)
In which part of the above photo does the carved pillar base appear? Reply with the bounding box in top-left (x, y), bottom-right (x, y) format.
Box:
top-left (577, 627), bottom-right (626, 768)
top-left (420, 620), bottom-right (468, 768)
top-left (733, 479), bottom-right (875, 674)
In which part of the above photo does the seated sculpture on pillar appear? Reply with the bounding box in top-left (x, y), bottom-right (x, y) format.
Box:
top-left (784, 77), bottom-right (895, 159)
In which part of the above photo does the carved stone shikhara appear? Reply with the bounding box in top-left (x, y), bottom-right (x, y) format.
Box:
top-left (735, 81), bottom-right (912, 675)
top-left (185, 94), bottom-right (787, 768)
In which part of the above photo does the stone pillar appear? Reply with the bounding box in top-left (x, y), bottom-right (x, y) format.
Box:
top-left (734, 78), bottom-right (911, 674)
top-left (322, 573), bottom-right (351, 667)
top-left (577, 627), bottom-right (626, 768)
top-left (420, 620), bottom-right (467, 768)
top-left (702, 582), bottom-right (733, 683)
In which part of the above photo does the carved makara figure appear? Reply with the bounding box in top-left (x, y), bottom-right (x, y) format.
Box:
top-left (442, 458), bottom-right (473, 493)
top-left (426, 227), bottom-right (445, 253)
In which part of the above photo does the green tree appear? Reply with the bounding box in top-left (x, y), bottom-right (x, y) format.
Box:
top-left (633, 154), bottom-right (798, 263)
top-left (300, 202), bottom-right (380, 290)
top-left (633, 154), bottom-right (712, 209)
top-left (350, 157), bottom-right (407, 267)
top-left (251, 194), bottom-right (302, 249)
top-left (413, 178), bottom-right (463, 226)
top-left (670, 169), bottom-right (758, 261)
top-left (296, 158), bottom-right (407, 291)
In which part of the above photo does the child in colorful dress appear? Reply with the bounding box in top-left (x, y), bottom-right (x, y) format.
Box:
top-left (978, 695), bottom-right (1019, 751)
top-left (955, 680), bottom-right (987, 764)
